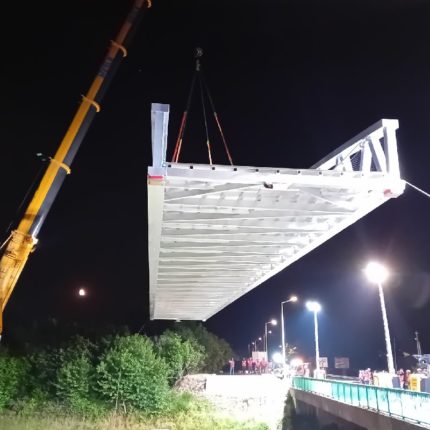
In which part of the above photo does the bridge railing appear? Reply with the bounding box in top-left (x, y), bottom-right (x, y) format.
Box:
top-left (292, 376), bottom-right (430, 427)
top-left (311, 119), bottom-right (400, 178)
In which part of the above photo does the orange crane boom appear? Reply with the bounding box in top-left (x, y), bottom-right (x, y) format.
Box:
top-left (0, 0), bottom-right (152, 337)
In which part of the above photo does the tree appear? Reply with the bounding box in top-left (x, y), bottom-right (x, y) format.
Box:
top-left (175, 323), bottom-right (233, 373)
top-left (95, 334), bottom-right (169, 413)
top-left (0, 350), bottom-right (28, 409)
top-left (55, 336), bottom-right (97, 413)
top-left (155, 330), bottom-right (205, 384)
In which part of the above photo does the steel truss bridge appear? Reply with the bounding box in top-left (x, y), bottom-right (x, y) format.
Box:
top-left (148, 103), bottom-right (404, 321)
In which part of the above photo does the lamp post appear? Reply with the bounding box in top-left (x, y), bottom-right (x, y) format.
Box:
top-left (306, 301), bottom-right (321, 376)
top-left (264, 319), bottom-right (277, 353)
top-left (281, 296), bottom-right (298, 370)
top-left (365, 261), bottom-right (395, 374)
top-left (253, 337), bottom-right (262, 352)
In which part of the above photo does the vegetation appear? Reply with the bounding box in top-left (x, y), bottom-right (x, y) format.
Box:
top-left (0, 351), bottom-right (28, 409)
top-left (155, 330), bottom-right (205, 385)
top-left (0, 323), bottom-right (264, 429)
top-left (96, 334), bottom-right (170, 413)
top-left (175, 323), bottom-right (234, 373)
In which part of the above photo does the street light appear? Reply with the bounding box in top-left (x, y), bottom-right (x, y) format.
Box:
top-left (264, 319), bottom-right (277, 353)
top-left (281, 295), bottom-right (298, 371)
top-left (253, 337), bottom-right (262, 352)
top-left (306, 301), bottom-right (321, 376)
top-left (365, 261), bottom-right (395, 374)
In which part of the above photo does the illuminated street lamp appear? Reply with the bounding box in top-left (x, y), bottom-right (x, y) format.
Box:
top-left (365, 261), bottom-right (395, 374)
top-left (306, 301), bottom-right (321, 376)
top-left (281, 295), bottom-right (298, 371)
top-left (78, 288), bottom-right (87, 297)
top-left (264, 319), bottom-right (277, 353)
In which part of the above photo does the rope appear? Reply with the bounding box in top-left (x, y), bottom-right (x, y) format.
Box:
top-left (202, 76), bottom-right (234, 165)
top-left (172, 48), bottom-right (233, 166)
top-left (405, 180), bottom-right (430, 199)
top-left (0, 234), bottom-right (12, 252)
top-left (4, 156), bottom-right (47, 235)
top-left (198, 73), bottom-right (212, 165)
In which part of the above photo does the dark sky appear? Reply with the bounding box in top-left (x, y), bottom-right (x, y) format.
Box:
top-left (2, 0), bottom-right (430, 369)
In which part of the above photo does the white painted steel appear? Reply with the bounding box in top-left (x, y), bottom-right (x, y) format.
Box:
top-left (148, 104), bottom-right (405, 320)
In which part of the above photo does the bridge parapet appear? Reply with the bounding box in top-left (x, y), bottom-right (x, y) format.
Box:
top-left (312, 119), bottom-right (400, 178)
top-left (293, 376), bottom-right (430, 428)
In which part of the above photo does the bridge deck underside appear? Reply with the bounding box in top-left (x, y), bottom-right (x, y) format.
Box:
top-left (148, 162), bottom-right (404, 320)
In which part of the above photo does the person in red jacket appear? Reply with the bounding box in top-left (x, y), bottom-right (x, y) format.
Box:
top-left (247, 357), bottom-right (253, 373)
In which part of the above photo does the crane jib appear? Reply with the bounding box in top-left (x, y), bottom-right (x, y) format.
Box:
top-left (28, 2), bottom-right (148, 237)
top-left (0, 0), bottom-right (151, 336)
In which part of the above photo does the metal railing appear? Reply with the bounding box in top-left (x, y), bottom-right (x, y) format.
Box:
top-left (311, 119), bottom-right (400, 178)
top-left (292, 376), bottom-right (430, 427)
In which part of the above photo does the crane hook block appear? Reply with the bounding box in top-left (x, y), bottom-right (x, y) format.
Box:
top-left (81, 95), bottom-right (101, 113)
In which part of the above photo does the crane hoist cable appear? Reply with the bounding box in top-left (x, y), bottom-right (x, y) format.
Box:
top-left (201, 74), bottom-right (234, 166)
top-left (172, 48), bottom-right (234, 165)
top-left (198, 64), bottom-right (212, 165)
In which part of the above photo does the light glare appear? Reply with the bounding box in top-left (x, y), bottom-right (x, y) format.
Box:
top-left (272, 352), bottom-right (283, 364)
top-left (365, 261), bottom-right (389, 284)
top-left (306, 301), bottom-right (321, 313)
top-left (290, 295), bottom-right (298, 302)
top-left (290, 358), bottom-right (304, 367)
top-left (270, 319), bottom-right (277, 325)
top-left (78, 288), bottom-right (86, 297)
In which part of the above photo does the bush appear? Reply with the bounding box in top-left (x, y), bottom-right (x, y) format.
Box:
top-left (155, 331), bottom-right (205, 385)
top-left (175, 323), bottom-right (233, 373)
top-left (0, 352), bottom-right (29, 409)
top-left (55, 354), bottom-right (102, 416)
top-left (95, 334), bottom-right (169, 413)
top-left (24, 335), bottom-right (96, 404)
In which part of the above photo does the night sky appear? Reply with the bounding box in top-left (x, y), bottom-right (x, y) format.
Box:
top-left (2, 0), bottom-right (430, 370)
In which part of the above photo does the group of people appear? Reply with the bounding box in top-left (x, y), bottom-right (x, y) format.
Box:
top-left (358, 368), bottom-right (374, 385)
top-left (358, 368), bottom-right (412, 389)
top-left (228, 357), bottom-right (273, 375)
top-left (397, 368), bottom-right (412, 389)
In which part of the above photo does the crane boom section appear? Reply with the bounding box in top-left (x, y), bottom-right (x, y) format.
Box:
top-left (0, 0), bottom-right (151, 335)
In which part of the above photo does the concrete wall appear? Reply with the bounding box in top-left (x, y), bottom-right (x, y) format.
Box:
top-left (291, 388), bottom-right (424, 430)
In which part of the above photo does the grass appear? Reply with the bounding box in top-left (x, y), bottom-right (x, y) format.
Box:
top-left (0, 394), bottom-right (269, 430)
top-left (0, 412), bottom-right (268, 430)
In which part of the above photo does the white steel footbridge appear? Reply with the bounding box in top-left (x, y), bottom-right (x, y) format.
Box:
top-left (148, 103), bottom-right (405, 321)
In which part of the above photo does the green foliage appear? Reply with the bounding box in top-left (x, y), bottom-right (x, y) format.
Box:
top-left (166, 390), bottom-right (208, 415)
top-left (0, 325), bottom-right (238, 423)
top-left (175, 323), bottom-right (233, 373)
top-left (25, 336), bottom-right (97, 403)
top-left (95, 335), bottom-right (170, 413)
top-left (56, 354), bottom-right (98, 415)
top-left (155, 330), bottom-right (205, 385)
top-left (0, 351), bottom-right (29, 409)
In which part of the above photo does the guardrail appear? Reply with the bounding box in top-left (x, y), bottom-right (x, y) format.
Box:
top-left (292, 376), bottom-right (430, 427)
